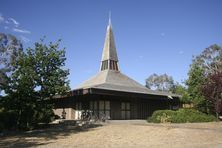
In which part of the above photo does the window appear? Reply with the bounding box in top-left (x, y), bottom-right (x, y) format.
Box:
top-left (90, 100), bottom-right (110, 119)
top-left (121, 102), bottom-right (130, 119)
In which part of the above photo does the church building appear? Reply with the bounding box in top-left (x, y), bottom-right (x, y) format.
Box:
top-left (54, 19), bottom-right (180, 120)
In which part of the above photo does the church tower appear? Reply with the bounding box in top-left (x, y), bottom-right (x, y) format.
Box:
top-left (100, 17), bottom-right (119, 71)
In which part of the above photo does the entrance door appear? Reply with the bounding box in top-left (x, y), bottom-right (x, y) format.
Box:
top-left (121, 102), bottom-right (130, 119)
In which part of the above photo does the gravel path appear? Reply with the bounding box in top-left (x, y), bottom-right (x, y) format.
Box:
top-left (1, 121), bottom-right (222, 148)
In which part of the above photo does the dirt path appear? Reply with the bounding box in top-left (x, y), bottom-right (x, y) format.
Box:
top-left (1, 121), bottom-right (222, 148)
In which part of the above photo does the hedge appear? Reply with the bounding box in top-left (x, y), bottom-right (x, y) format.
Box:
top-left (147, 109), bottom-right (216, 123)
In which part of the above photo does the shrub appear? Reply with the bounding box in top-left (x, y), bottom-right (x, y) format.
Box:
top-left (147, 109), bottom-right (216, 123)
top-left (147, 110), bottom-right (175, 123)
top-left (0, 110), bottom-right (18, 132)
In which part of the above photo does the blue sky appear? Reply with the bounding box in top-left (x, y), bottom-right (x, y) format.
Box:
top-left (0, 0), bottom-right (222, 88)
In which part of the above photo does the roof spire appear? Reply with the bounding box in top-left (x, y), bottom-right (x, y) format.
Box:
top-left (100, 14), bottom-right (119, 71)
top-left (109, 11), bottom-right (112, 26)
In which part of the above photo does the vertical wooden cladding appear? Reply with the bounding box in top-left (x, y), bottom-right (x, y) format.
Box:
top-left (54, 94), bottom-right (178, 120)
top-left (118, 97), bottom-right (171, 119)
top-left (111, 100), bottom-right (121, 119)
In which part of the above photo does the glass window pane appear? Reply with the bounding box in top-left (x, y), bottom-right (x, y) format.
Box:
top-left (99, 101), bottom-right (104, 110)
top-left (121, 102), bottom-right (125, 110)
top-left (105, 101), bottom-right (110, 110)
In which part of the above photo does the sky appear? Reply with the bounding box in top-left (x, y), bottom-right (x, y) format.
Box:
top-left (0, 0), bottom-right (222, 89)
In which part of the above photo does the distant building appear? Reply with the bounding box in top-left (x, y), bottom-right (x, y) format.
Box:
top-left (54, 19), bottom-right (180, 120)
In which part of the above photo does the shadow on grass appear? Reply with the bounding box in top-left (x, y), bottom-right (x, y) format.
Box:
top-left (0, 123), bottom-right (103, 148)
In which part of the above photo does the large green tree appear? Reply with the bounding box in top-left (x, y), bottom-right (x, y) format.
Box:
top-left (195, 44), bottom-right (222, 117)
top-left (3, 39), bottom-right (70, 129)
top-left (0, 33), bottom-right (23, 95)
top-left (186, 44), bottom-right (222, 114)
top-left (186, 61), bottom-right (208, 112)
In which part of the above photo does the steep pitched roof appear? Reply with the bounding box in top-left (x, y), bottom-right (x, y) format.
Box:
top-left (101, 19), bottom-right (118, 62)
top-left (75, 20), bottom-right (180, 98)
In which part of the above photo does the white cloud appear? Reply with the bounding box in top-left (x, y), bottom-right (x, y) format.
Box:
top-left (20, 35), bottom-right (30, 43)
top-left (0, 14), bottom-right (4, 23)
top-left (0, 14), bottom-right (31, 35)
top-left (8, 18), bottom-right (19, 27)
top-left (179, 50), bottom-right (184, 54)
top-left (13, 28), bottom-right (31, 34)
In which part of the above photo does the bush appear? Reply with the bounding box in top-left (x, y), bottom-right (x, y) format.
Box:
top-left (0, 110), bottom-right (18, 132)
top-left (147, 109), bottom-right (216, 123)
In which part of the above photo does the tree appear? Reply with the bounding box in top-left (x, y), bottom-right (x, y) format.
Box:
top-left (173, 84), bottom-right (191, 104)
top-left (3, 52), bottom-right (37, 129)
top-left (145, 73), bottom-right (175, 92)
top-left (0, 33), bottom-right (23, 95)
top-left (202, 72), bottom-right (222, 118)
top-left (186, 60), bottom-right (209, 113)
top-left (195, 44), bottom-right (222, 74)
top-left (195, 44), bottom-right (222, 118)
top-left (3, 39), bottom-right (70, 129)
top-left (186, 44), bottom-right (222, 114)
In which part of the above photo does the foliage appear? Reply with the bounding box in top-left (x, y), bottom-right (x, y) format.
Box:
top-left (195, 44), bottom-right (222, 74)
top-left (0, 110), bottom-right (18, 132)
top-left (1, 38), bottom-right (70, 130)
top-left (145, 74), bottom-right (191, 104)
top-left (202, 72), bottom-right (222, 117)
top-left (0, 33), bottom-right (23, 94)
top-left (197, 44), bottom-right (222, 118)
top-left (186, 44), bottom-right (222, 116)
top-left (147, 109), bottom-right (216, 123)
top-left (173, 84), bottom-right (191, 103)
top-left (186, 61), bottom-right (210, 113)
top-left (145, 73), bottom-right (175, 92)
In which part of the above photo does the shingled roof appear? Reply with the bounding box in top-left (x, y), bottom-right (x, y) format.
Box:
top-left (75, 19), bottom-right (180, 98)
